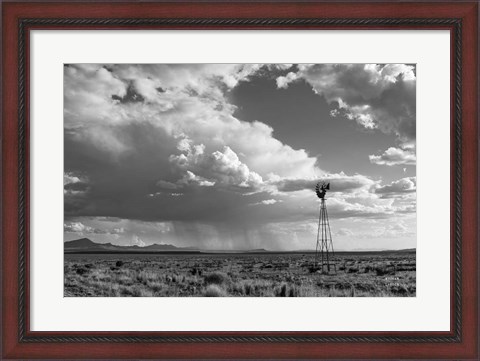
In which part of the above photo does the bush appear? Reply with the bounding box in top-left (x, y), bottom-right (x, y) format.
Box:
top-left (275, 284), bottom-right (288, 297)
top-left (349, 285), bottom-right (356, 297)
top-left (76, 268), bottom-right (88, 275)
top-left (390, 285), bottom-right (408, 295)
top-left (205, 284), bottom-right (227, 297)
top-left (204, 272), bottom-right (229, 285)
top-left (115, 261), bottom-right (124, 267)
top-left (375, 266), bottom-right (395, 276)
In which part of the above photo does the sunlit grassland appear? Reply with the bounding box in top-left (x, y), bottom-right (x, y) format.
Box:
top-left (64, 253), bottom-right (416, 297)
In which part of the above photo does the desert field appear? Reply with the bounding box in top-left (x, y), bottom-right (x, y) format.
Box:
top-left (64, 252), bottom-right (415, 297)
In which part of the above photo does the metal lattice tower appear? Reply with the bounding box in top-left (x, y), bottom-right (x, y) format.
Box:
top-left (314, 182), bottom-right (336, 273)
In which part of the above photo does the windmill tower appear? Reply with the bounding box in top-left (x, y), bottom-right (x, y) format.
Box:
top-left (314, 181), bottom-right (336, 273)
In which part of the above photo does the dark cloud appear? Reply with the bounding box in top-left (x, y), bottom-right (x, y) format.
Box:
top-left (275, 173), bottom-right (374, 193)
top-left (64, 64), bottom-right (416, 250)
top-left (277, 64), bottom-right (416, 143)
top-left (64, 182), bottom-right (89, 192)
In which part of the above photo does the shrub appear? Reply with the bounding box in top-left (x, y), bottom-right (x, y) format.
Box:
top-left (76, 267), bottom-right (88, 275)
top-left (275, 284), bottom-right (288, 297)
top-left (349, 285), bottom-right (356, 297)
top-left (390, 285), bottom-right (409, 296)
top-left (205, 284), bottom-right (227, 297)
top-left (363, 266), bottom-right (372, 273)
top-left (375, 266), bottom-right (395, 276)
top-left (115, 261), bottom-right (124, 267)
top-left (132, 287), bottom-right (154, 297)
top-left (204, 272), bottom-right (229, 286)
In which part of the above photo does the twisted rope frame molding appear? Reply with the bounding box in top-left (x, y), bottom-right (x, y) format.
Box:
top-left (17, 17), bottom-right (462, 343)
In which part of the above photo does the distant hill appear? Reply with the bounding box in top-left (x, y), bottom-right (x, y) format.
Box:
top-left (64, 238), bottom-right (198, 254)
top-left (64, 238), bottom-right (415, 255)
top-left (65, 238), bottom-right (98, 248)
top-left (386, 248), bottom-right (416, 253)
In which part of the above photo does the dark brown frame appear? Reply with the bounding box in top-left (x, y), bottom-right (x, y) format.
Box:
top-left (2, 1), bottom-right (478, 359)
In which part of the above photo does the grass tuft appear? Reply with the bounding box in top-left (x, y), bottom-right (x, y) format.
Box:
top-left (205, 284), bottom-right (227, 297)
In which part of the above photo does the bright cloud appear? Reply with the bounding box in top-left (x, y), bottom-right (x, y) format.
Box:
top-left (375, 177), bottom-right (416, 197)
top-left (369, 147), bottom-right (416, 166)
top-left (132, 234), bottom-right (145, 247)
top-left (64, 64), bottom-right (416, 250)
top-left (276, 64), bottom-right (416, 143)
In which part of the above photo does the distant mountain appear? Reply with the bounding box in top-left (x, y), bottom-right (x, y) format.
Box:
top-left (386, 248), bottom-right (416, 253)
top-left (64, 238), bottom-right (415, 254)
top-left (64, 238), bottom-right (198, 253)
top-left (345, 247), bottom-right (416, 253)
top-left (246, 248), bottom-right (268, 253)
top-left (64, 238), bottom-right (101, 249)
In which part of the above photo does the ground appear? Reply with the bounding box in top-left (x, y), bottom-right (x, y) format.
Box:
top-left (64, 252), bottom-right (416, 297)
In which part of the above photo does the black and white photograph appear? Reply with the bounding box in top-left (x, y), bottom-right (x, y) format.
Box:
top-left (64, 63), bottom-right (416, 297)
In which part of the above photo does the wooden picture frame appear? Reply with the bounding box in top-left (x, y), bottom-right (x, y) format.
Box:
top-left (2, 1), bottom-right (478, 359)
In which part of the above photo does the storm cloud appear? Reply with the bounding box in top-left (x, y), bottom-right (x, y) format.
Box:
top-left (64, 64), bottom-right (416, 250)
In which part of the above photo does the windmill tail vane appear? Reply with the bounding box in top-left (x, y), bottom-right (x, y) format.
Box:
top-left (314, 181), bottom-right (336, 273)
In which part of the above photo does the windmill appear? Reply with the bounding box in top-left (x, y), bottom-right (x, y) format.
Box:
top-left (314, 181), bottom-right (336, 273)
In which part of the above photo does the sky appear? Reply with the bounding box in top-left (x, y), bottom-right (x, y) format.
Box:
top-left (64, 64), bottom-right (416, 251)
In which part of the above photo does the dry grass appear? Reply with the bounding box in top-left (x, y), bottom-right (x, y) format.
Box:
top-left (64, 252), bottom-right (416, 297)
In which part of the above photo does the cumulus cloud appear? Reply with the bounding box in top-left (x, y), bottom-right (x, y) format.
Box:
top-left (132, 234), bottom-right (145, 247)
top-left (64, 221), bottom-right (127, 236)
top-left (369, 147), bottom-right (416, 166)
top-left (63, 64), bottom-right (416, 250)
top-left (276, 64), bottom-right (416, 143)
top-left (276, 72), bottom-right (298, 89)
top-left (325, 196), bottom-right (396, 219)
top-left (169, 141), bottom-right (264, 190)
top-left (64, 172), bottom-right (82, 186)
top-left (250, 199), bottom-right (283, 206)
top-left (64, 172), bottom-right (89, 193)
top-left (178, 171), bottom-right (216, 187)
top-left (375, 177), bottom-right (416, 197)
top-left (64, 221), bottom-right (93, 233)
